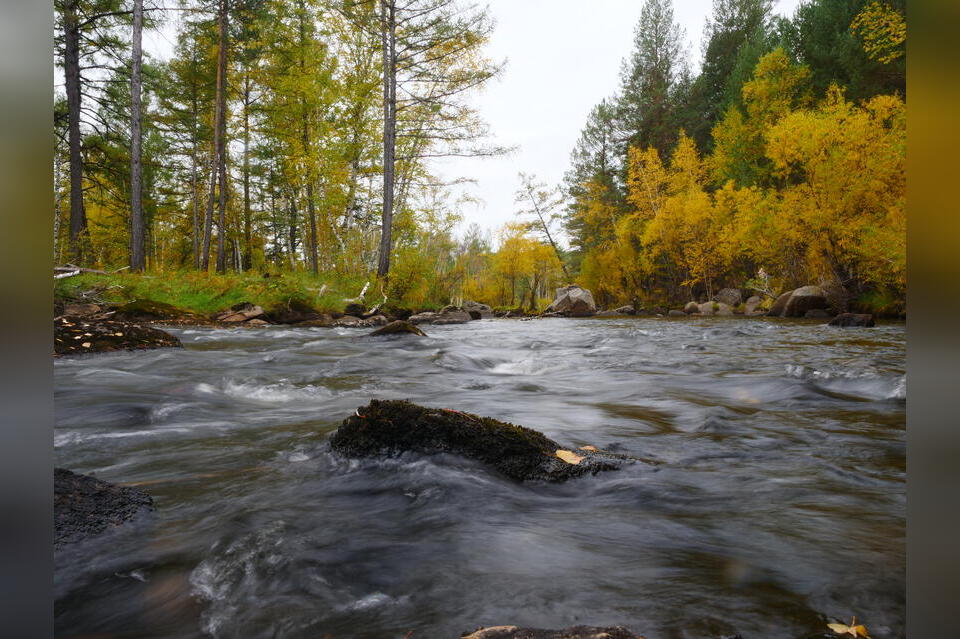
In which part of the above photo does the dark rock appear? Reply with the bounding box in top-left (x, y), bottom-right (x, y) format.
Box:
top-left (368, 320), bottom-right (427, 337)
top-left (668, 310), bottom-right (686, 317)
top-left (829, 313), bottom-right (876, 327)
top-left (463, 300), bottom-right (494, 319)
top-left (409, 309), bottom-right (471, 325)
top-left (545, 286), bottom-right (596, 317)
top-left (713, 288), bottom-right (743, 307)
top-left (344, 302), bottom-right (366, 317)
top-left (767, 291), bottom-right (793, 317)
top-left (595, 310), bottom-right (619, 317)
top-left (55, 317), bottom-right (181, 355)
top-left (329, 400), bottom-right (624, 482)
top-left (293, 315), bottom-right (334, 327)
top-left (614, 305), bottom-right (636, 315)
top-left (265, 299), bottom-right (323, 324)
top-left (113, 299), bottom-right (194, 322)
top-left (783, 285), bottom-right (828, 317)
top-left (55, 468), bottom-right (154, 548)
top-left (460, 626), bottom-right (641, 639)
top-left (683, 301), bottom-right (699, 314)
top-left (804, 309), bottom-right (831, 318)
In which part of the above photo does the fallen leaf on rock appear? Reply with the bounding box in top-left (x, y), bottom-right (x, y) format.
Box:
top-left (555, 449), bottom-right (584, 465)
top-left (579, 445), bottom-right (598, 452)
top-left (81, 342), bottom-right (91, 348)
top-left (828, 617), bottom-right (870, 637)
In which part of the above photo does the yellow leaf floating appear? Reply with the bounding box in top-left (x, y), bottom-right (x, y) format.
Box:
top-left (579, 445), bottom-right (598, 452)
top-left (555, 449), bottom-right (584, 465)
top-left (827, 617), bottom-right (870, 638)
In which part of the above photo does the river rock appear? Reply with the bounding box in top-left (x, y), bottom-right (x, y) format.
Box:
top-left (329, 400), bottom-right (623, 482)
top-left (215, 302), bottom-right (265, 323)
top-left (55, 468), bottom-right (154, 548)
top-left (804, 309), bottom-right (831, 319)
top-left (113, 298), bottom-right (195, 322)
top-left (55, 317), bottom-right (181, 355)
top-left (614, 305), bottom-right (636, 315)
top-left (344, 302), bottom-right (366, 317)
top-left (713, 288), bottom-right (743, 307)
top-left (463, 300), bottom-right (494, 319)
top-left (409, 310), bottom-right (471, 325)
top-left (62, 302), bottom-right (101, 317)
top-left (460, 626), bottom-right (641, 639)
top-left (266, 299), bottom-right (324, 324)
top-left (245, 318), bottom-right (270, 326)
top-left (783, 285), bottom-right (828, 317)
top-left (408, 311), bottom-right (439, 324)
top-left (767, 291), bottom-right (793, 317)
top-left (744, 296), bottom-right (762, 315)
top-left (684, 302), bottom-right (699, 314)
top-left (828, 313), bottom-right (876, 327)
top-left (368, 320), bottom-right (426, 337)
top-left (545, 286), bottom-right (596, 317)
top-left (668, 310), bottom-right (686, 317)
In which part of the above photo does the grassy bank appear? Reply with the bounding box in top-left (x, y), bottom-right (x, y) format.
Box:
top-left (53, 270), bottom-right (444, 316)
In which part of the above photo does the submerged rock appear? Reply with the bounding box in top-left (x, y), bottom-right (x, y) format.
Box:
top-left (329, 400), bottom-right (623, 482)
top-left (461, 626), bottom-right (642, 639)
top-left (55, 468), bottom-right (154, 548)
top-left (54, 316), bottom-right (181, 355)
top-left (829, 313), bottom-right (876, 327)
top-left (367, 320), bottom-right (426, 337)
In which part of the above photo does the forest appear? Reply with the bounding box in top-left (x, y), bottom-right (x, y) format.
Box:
top-left (54, 0), bottom-right (906, 314)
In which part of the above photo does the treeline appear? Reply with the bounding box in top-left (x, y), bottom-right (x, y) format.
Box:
top-left (563, 0), bottom-right (906, 311)
top-left (54, 0), bottom-right (503, 304)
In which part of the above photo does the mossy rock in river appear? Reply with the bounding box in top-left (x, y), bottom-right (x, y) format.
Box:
top-left (55, 317), bottom-right (181, 355)
top-left (329, 400), bottom-right (624, 482)
top-left (55, 468), bottom-right (154, 548)
top-left (460, 625), bottom-right (642, 639)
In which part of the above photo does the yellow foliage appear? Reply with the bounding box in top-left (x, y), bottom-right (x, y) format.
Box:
top-left (851, 2), bottom-right (906, 65)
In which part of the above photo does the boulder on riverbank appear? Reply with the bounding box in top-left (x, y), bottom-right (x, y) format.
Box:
top-left (409, 308), bottom-right (472, 325)
top-left (367, 320), bottom-right (426, 337)
top-left (329, 400), bottom-right (624, 482)
top-left (683, 302), bottom-right (699, 314)
top-left (461, 626), bottom-right (642, 639)
top-left (544, 286), bottom-right (596, 317)
top-left (783, 285), bottom-right (829, 317)
top-left (215, 302), bottom-right (265, 323)
top-left (463, 300), bottom-right (495, 319)
top-left (55, 468), bottom-right (154, 548)
top-left (828, 313), bottom-right (876, 327)
top-left (113, 298), bottom-right (197, 323)
top-left (713, 288), bottom-right (742, 307)
top-left (55, 316), bottom-right (181, 355)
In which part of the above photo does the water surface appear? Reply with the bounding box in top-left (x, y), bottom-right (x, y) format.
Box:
top-left (54, 317), bottom-right (905, 639)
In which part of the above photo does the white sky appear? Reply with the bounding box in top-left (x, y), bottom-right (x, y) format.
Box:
top-left (436, 0), bottom-right (803, 244)
top-left (141, 0), bottom-right (804, 245)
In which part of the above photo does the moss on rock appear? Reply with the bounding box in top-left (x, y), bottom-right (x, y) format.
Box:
top-left (329, 400), bottom-right (623, 482)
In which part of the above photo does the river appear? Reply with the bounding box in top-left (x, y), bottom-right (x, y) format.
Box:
top-left (54, 317), bottom-right (905, 639)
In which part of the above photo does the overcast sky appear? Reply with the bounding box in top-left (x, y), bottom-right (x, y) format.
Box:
top-left (143, 1), bottom-right (804, 245)
top-left (434, 0), bottom-right (803, 245)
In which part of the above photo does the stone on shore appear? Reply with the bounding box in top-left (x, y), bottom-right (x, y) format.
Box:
top-left (460, 626), bottom-right (643, 639)
top-left (329, 400), bottom-right (624, 482)
top-left (215, 302), bottom-right (265, 323)
top-left (683, 302), bottom-right (699, 314)
top-left (113, 298), bottom-right (195, 322)
top-left (55, 468), bottom-right (154, 548)
top-left (544, 286), bottom-right (597, 317)
top-left (767, 291), bottom-right (794, 317)
top-left (368, 320), bottom-right (427, 337)
top-left (713, 288), bottom-right (743, 307)
top-left (55, 316), bottom-right (181, 355)
top-left (744, 295), bottom-right (762, 315)
top-left (463, 300), bottom-right (495, 319)
top-left (668, 310), bottom-right (686, 317)
top-left (783, 285), bottom-right (828, 317)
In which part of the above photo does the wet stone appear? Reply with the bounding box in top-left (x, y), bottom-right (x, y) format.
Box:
top-left (55, 468), bottom-right (154, 548)
top-left (54, 317), bottom-right (181, 355)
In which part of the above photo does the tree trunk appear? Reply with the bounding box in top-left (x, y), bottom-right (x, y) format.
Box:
top-left (63, 0), bottom-right (87, 263)
top-left (377, 0), bottom-right (396, 278)
top-left (129, 0), bottom-right (145, 271)
top-left (203, 0), bottom-right (229, 272)
top-left (242, 74), bottom-right (252, 271)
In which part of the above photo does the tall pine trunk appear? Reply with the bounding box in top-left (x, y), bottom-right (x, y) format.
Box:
top-left (242, 74), bottom-right (251, 271)
top-left (203, 0), bottom-right (228, 271)
top-left (63, 0), bottom-right (87, 263)
top-left (376, 0), bottom-right (396, 278)
top-left (129, 0), bottom-right (145, 271)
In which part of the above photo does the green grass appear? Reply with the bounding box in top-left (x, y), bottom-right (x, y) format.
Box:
top-left (54, 270), bottom-right (381, 315)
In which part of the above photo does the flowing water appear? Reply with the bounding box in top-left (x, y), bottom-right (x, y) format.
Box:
top-left (54, 317), bottom-right (905, 639)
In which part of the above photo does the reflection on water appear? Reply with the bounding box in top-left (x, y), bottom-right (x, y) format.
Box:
top-left (54, 317), bottom-right (905, 639)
